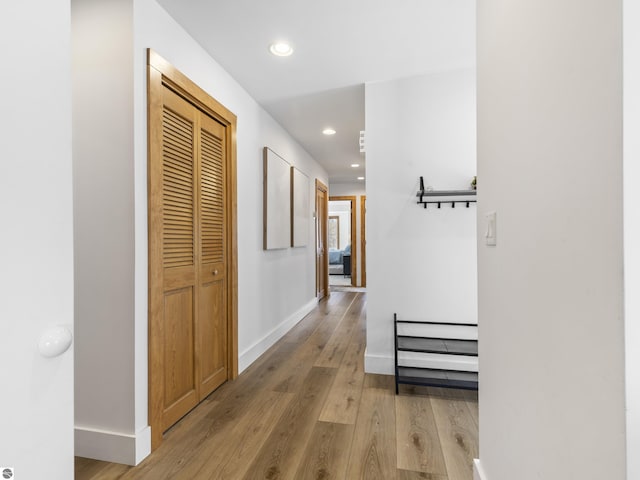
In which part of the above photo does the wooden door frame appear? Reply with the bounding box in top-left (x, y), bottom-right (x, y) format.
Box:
top-left (360, 195), bottom-right (366, 287)
top-left (329, 195), bottom-right (357, 287)
top-left (315, 179), bottom-right (328, 298)
top-left (147, 49), bottom-right (238, 450)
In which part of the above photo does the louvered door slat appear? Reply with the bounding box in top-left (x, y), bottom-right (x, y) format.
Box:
top-left (200, 128), bottom-right (224, 265)
top-left (164, 200), bottom-right (194, 212)
top-left (162, 106), bottom-right (194, 269)
top-left (164, 159), bottom-right (193, 177)
top-left (163, 170), bottom-right (193, 189)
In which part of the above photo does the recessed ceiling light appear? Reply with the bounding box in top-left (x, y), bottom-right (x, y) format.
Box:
top-left (269, 42), bottom-right (293, 57)
top-left (322, 128), bottom-right (336, 135)
top-left (357, 176), bottom-right (365, 180)
top-left (351, 163), bottom-right (360, 168)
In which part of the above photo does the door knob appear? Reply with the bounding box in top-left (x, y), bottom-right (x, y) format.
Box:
top-left (38, 326), bottom-right (73, 358)
top-left (213, 269), bottom-right (219, 275)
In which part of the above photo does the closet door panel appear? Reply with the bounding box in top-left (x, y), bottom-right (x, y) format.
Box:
top-left (198, 279), bottom-right (226, 398)
top-left (197, 113), bottom-right (227, 399)
top-left (159, 86), bottom-right (199, 427)
top-left (162, 287), bottom-right (197, 430)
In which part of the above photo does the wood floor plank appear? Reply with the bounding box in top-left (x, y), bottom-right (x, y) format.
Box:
top-left (364, 373), bottom-right (395, 390)
top-left (120, 379), bottom-right (275, 479)
top-left (460, 390), bottom-right (479, 430)
top-left (207, 339), bottom-right (298, 403)
top-left (215, 293), bottom-right (353, 399)
top-left (191, 390), bottom-right (294, 479)
top-left (117, 414), bottom-right (217, 479)
top-left (270, 343), bottom-right (322, 393)
top-left (273, 291), bottom-right (352, 347)
top-left (242, 366), bottom-right (337, 480)
top-left (274, 306), bottom-right (327, 345)
top-left (401, 385), bottom-right (479, 431)
top-left (429, 388), bottom-right (478, 480)
top-left (75, 457), bottom-right (130, 480)
top-left (395, 395), bottom-right (448, 475)
top-left (294, 421), bottom-right (354, 480)
top-left (272, 294), bottom-right (355, 394)
top-left (318, 341), bottom-right (365, 424)
top-left (314, 293), bottom-right (363, 368)
top-left (397, 469), bottom-right (449, 480)
top-left (345, 385), bottom-right (397, 480)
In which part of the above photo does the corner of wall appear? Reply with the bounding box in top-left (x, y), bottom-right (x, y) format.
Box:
top-left (363, 348), bottom-right (394, 375)
top-left (474, 459), bottom-right (487, 480)
top-left (75, 425), bottom-right (151, 466)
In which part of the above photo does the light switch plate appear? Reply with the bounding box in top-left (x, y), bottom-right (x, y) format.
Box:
top-left (485, 211), bottom-right (497, 246)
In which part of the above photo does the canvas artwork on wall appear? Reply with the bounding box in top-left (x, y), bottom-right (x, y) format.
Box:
top-left (263, 147), bottom-right (291, 249)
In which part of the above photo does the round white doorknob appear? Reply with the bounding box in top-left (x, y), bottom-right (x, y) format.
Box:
top-left (38, 326), bottom-right (73, 358)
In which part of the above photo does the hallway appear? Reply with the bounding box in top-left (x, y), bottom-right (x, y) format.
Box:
top-left (75, 291), bottom-right (478, 479)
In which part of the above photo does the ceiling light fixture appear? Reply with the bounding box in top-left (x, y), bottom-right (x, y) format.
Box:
top-left (351, 163), bottom-right (360, 168)
top-left (322, 128), bottom-right (336, 136)
top-left (269, 42), bottom-right (293, 57)
top-left (357, 176), bottom-right (365, 180)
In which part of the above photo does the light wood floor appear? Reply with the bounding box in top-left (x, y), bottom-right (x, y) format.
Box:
top-left (75, 291), bottom-right (478, 480)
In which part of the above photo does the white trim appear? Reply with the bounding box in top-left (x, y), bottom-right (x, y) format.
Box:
top-left (474, 459), bottom-right (487, 480)
top-left (364, 349), bottom-right (394, 374)
top-left (238, 298), bottom-right (317, 372)
top-left (74, 425), bottom-right (151, 466)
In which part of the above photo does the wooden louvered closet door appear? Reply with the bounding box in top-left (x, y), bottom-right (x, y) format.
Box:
top-left (159, 86), bottom-right (227, 431)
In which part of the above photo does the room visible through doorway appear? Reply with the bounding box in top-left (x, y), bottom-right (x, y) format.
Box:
top-left (328, 197), bottom-right (356, 287)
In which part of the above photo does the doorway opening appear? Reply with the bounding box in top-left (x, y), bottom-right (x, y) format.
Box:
top-left (316, 180), bottom-right (329, 299)
top-left (328, 196), bottom-right (356, 287)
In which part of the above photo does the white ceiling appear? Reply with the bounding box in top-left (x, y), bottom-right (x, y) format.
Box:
top-left (156, 0), bottom-right (476, 184)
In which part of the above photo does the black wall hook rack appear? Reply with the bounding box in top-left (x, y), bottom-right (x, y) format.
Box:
top-left (417, 176), bottom-right (477, 209)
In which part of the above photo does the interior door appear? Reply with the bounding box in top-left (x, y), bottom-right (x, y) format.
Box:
top-left (316, 180), bottom-right (328, 299)
top-left (153, 85), bottom-right (228, 433)
top-left (159, 87), bottom-right (200, 430)
top-left (198, 112), bottom-right (228, 399)
top-left (148, 50), bottom-right (238, 450)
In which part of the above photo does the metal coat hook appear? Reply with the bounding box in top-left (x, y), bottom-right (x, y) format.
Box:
top-left (415, 176), bottom-right (477, 210)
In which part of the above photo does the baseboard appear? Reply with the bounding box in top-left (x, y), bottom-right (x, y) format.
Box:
top-left (474, 459), bottom-right (487, 480)
top-left (238, 298), bottom-right (317, 372)
top-left (364, 349), bottom-right (394, 375)
top-left (75, 425), bottom-right (151, 466)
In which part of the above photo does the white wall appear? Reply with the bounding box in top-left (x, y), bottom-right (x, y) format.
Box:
top-left (71, 0), bottom-right (327, 465)
top-left (330, 183), bottom-right (366, 286)
top-left (364, 69), bottom-right (477, 374)
top-left (624, 0), bottom-right (640, 477)
top-left (476, 1), bottom-right (626, 479)
top-left (71, 0), bottom-right (144, 464)
top-left (0, 1), bottom-right (75, 478)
